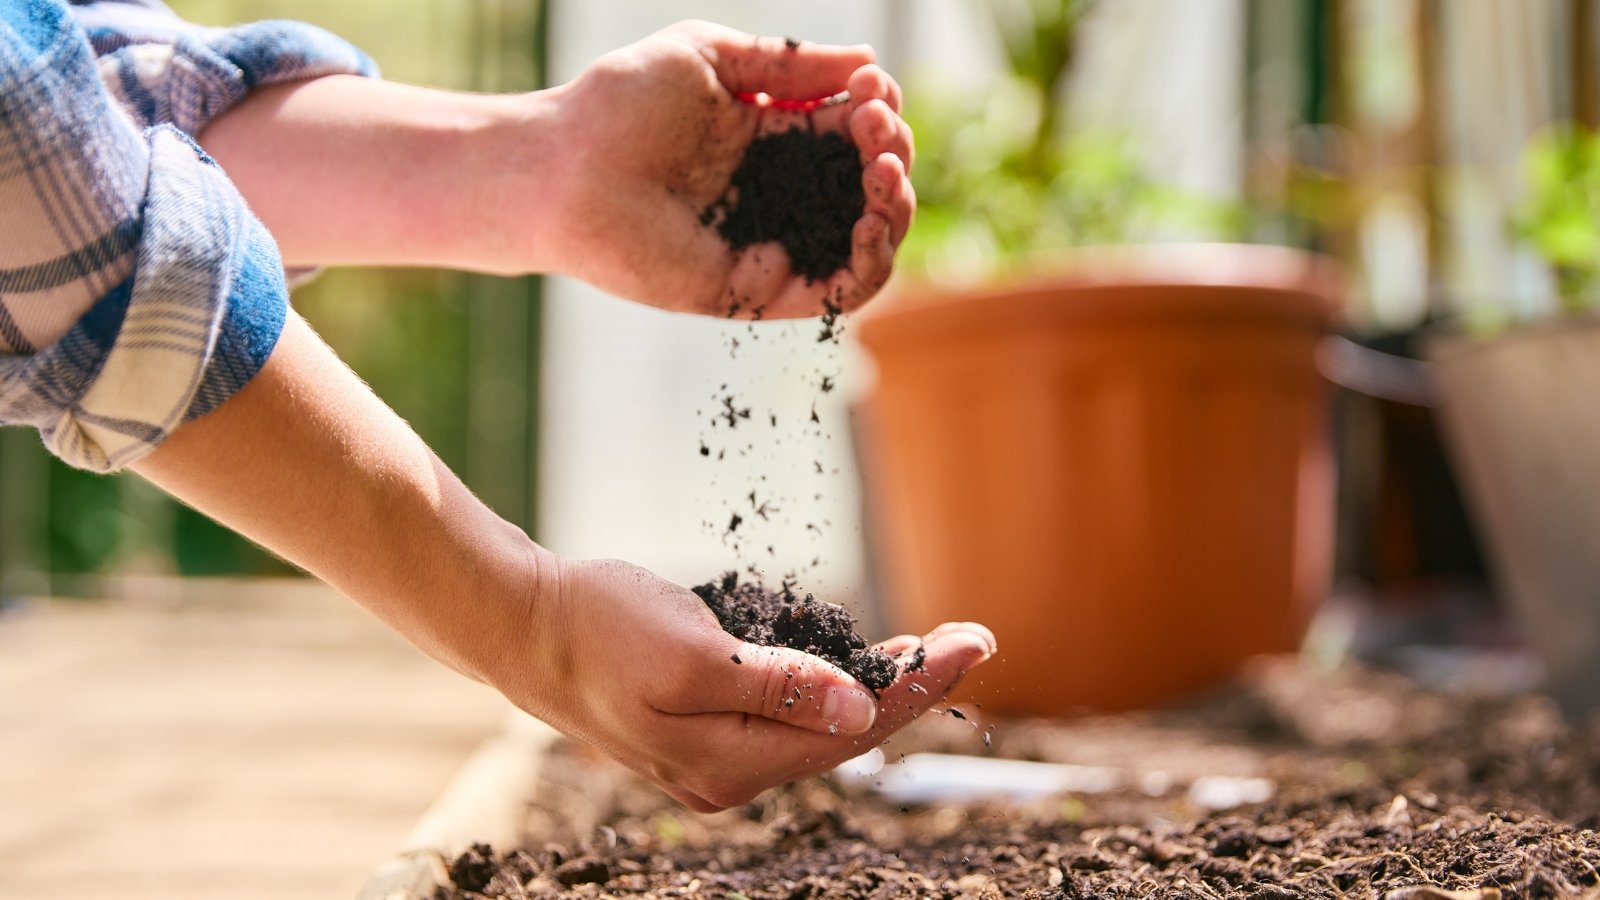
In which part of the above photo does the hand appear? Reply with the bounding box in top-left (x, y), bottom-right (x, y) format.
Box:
top-left (491, 557), bottom-right (993, 812)
top-left (535, 21), bottom-right (916, 319)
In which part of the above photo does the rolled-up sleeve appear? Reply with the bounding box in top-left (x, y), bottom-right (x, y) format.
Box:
top-left (0, 0), bottom-right (374, 472)
top-left (71, 0), bottom-right (376, 136)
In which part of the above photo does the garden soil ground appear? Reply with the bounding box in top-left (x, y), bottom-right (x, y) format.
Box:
top-left (438, 659), bottom-right (1600, 899)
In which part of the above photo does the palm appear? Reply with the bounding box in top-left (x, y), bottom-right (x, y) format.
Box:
top-left (519, 559), bottom-right (992, 812)
top-left (546, 22), bottom-right (913, 320)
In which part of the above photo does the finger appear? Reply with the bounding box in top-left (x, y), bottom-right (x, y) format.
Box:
top-left (724, 244), bottom-right (836, 321)
top-left (843, 212), bottom-right (894, 310)
top-left (751, 624), bottom-right (997, 781)
top-left (848, 63), bottom-right (903, 114)
top-left (661, 637), bottom-right (879, 736)
top-left (850, 99), bottom-right (915, 173)
top-left (690, 22), bottom-right (875, 99)
top-left (724, 245), bottom-right (790, 317)
top-left (875, 634), bottom-right (923, 657)
top-left (920, 620), bottom-right (998, 655)
top-left (866, 624), bottom-right (994, 732)
top-left (863, 152), bottom-right (915, 246)
top-left (872, 621), bottom-right (996, 675)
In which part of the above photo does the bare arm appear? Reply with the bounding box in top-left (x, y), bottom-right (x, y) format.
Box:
top-left (199, 76), bottom-right (555, 277)
top-left (131, 311), bottom-right (540, 680)
top-left (135, 313), bottom-right (994, 810)
top-left (199, 22), bottom-right (917, 318)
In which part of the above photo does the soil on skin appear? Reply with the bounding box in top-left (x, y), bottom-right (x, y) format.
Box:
top-left (693, 571), bottom-right (899, 693)
top-left (439, 660), bottom-right (1600, 899)
top-left (704, 128), bottom-right (864, 283)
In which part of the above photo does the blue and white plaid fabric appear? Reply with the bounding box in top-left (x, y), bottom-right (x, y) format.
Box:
top-left (0, 0), bottom-right (374, 471)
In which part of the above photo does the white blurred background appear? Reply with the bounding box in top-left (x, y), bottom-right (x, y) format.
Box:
top-left (536, 1), bottom-right (1247, 610)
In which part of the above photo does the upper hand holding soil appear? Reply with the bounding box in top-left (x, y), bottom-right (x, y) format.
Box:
top-left (536, 21), bottom-right (915, 319)
top-left (495, 557), bottom-right (992, 813)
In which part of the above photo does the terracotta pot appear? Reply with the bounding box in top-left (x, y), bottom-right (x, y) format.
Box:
top-left (1428, 319), bottom-right (1600, 717)
top-left (855, 245), bottom-right (1342, 716)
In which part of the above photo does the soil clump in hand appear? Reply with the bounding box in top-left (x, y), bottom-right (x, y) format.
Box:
top-left (704, 128), bottom-right (864, 282)
top-left (692, 571), bottom-right (897, 692)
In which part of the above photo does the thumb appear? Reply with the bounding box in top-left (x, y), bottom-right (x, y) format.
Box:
top-left (665, 637), bottom-right (880, 736)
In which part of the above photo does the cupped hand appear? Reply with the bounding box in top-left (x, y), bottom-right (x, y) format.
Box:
top-left (537, 21), bottom-right (916, 320)
top-left (493, 557), bottom-right (992, 812)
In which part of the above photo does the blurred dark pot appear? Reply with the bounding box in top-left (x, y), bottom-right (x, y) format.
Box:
top-left (1428, 317), bottom-right (1600, 716)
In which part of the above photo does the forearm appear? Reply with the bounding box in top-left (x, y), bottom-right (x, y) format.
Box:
top-left (132, 311), bottom-right (548, 681)
top-left (198, 75), bottom-right (566, 275)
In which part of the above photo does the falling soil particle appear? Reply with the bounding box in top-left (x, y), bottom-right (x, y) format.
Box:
top-left (705, 130), bottom-right (864, 283)
top-left (692, 571), bottom-right (898, 692)
top-left (717, 395), bottom-right (751, 429)
top-left (817, 296), bottom-right (844, 342)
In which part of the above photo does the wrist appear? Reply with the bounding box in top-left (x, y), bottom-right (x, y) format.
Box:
top-left (200, 76), bottom-right (572, 274)
top-left (461, 524), bottom-right (562, 690)
top-left (468, 85), bottom-right (576, 277)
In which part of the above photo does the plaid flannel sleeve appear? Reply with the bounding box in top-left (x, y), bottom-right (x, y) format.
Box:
top-left (0, 0), bottom-right (375, 472)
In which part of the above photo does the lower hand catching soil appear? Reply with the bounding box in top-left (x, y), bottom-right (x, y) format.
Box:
top-left (494, 557), bottom-right (994, 813)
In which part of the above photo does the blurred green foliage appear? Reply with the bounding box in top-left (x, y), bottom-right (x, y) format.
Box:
top-left (899, 0), bottom-right (1242, 283)
top-left (1514, 125), bottom-right (1600, 315)
top-left (0, 0), bottom-right (542, 591)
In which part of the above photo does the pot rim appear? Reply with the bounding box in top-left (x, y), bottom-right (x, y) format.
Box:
top-left (1425, 313), bottom-right (1600, 366)
top-left (859, 244), bottom-right (1344, 353)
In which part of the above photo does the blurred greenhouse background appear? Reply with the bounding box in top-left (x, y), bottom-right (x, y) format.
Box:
top-left (0, 0), bottom-right (548, 593)
top-left (2, 0), bottom-right (1597, 602)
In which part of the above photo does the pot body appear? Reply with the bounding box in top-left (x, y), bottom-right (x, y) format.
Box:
top-left (1429, 319), bottom-right (1600, 716)
top-left (856, 246), bottom-right (1339, 716)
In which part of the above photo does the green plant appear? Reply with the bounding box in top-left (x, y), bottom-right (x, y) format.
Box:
top-left (899, 0), bottom-right (1240, 281)
top-left (1514, 124), bottom-right (1600, 315)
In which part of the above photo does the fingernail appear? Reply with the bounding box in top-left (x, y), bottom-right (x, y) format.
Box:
top-left (821, 687), bottom-right (877, 735)
top-left (937, 631), bottom-right (996, 662)
top-left (961, 624), bottom-right (999, 655)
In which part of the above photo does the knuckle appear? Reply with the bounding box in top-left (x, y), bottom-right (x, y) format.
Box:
top-left (758, 654), bottom-right (795, 714)
top-left (669, 19), bottom-right (714, 37)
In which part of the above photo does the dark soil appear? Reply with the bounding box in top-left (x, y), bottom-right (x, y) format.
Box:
top-left (692, 571), bottom-right (899, 693)
top-left (704, 128), bottom-right (864, 283)
top-left (439, 660), bottom-right (1600, 899)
